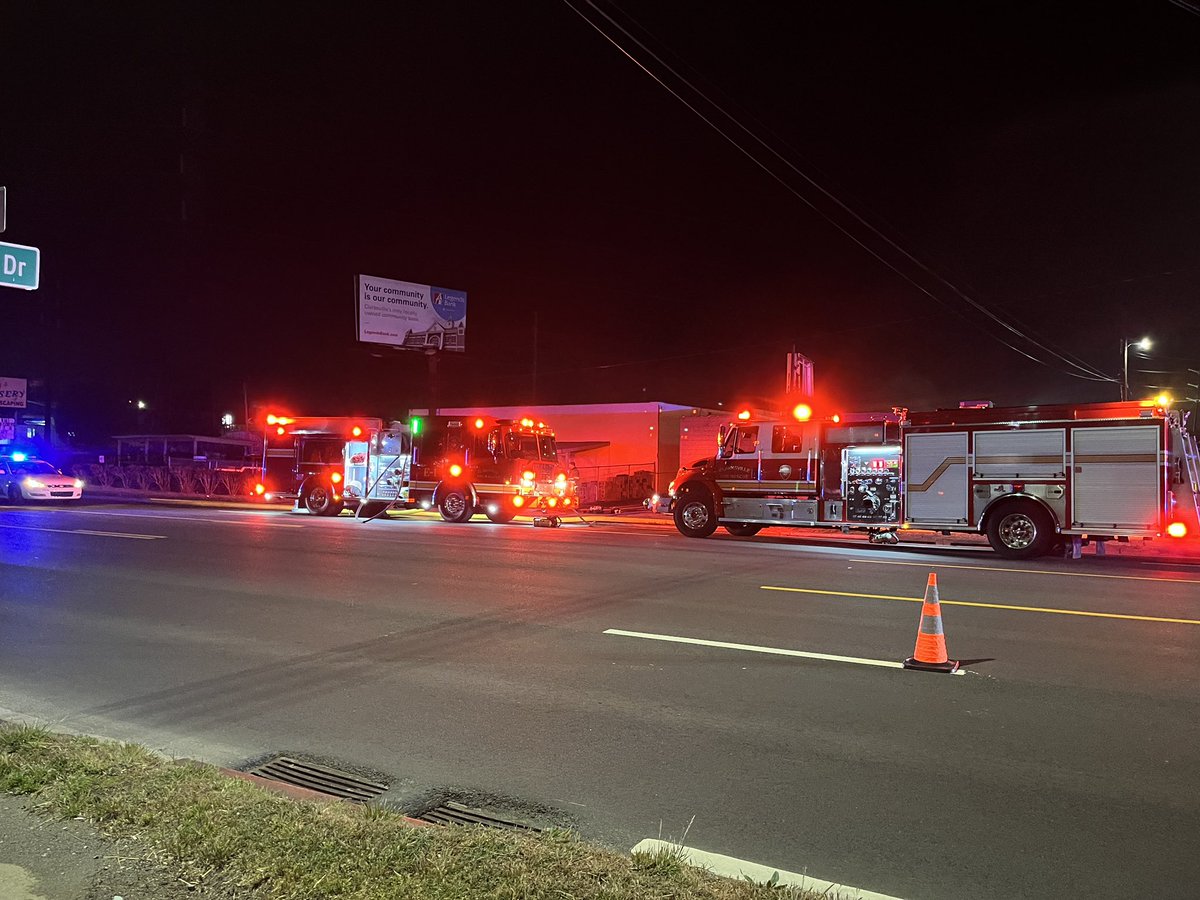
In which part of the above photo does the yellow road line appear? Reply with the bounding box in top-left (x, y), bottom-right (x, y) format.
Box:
top-left (760, 585), bottom-right (1200, 625)
top-left (850, 557), bottom-right (1200, 585)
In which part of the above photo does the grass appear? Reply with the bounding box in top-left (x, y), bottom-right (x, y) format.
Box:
top-left (0, 724), bottom-right (827, 900)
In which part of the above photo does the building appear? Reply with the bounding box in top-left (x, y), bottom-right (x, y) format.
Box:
top-left (437, 401), bottom-right (727, 497)
top-left (113, 433), bottom-right (259, 469)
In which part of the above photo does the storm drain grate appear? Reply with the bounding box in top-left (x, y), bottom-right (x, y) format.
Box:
top-left (247, 756), bottom-right (388, 803)
top-left (413, 801), bottom-right (542, 832)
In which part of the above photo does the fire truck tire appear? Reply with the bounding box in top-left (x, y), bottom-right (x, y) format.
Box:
top-left (724, 523), bottom-right (762, 537)
top-left (437, 488), bottom-right (474, 522)
top-left (673, 493), bottom-right (718, 538)
top-left (485, 503), bottom-right (516, 524)
top-left (302, 483), bottom-right (341, 516)
top-left (986, 500), bottom-right (1054, 559)
top-left (358, 500), bottom-right (390, 519)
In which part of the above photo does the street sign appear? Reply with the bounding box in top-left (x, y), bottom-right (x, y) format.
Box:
top-left (0, 240), bottom-right (39, 290)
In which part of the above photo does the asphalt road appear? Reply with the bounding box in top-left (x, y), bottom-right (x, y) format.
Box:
top-left (2, 501), bottom-right (1199, 900)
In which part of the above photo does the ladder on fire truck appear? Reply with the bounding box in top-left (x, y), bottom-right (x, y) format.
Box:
top-left (1180, 419), bottom-right (1200, 525)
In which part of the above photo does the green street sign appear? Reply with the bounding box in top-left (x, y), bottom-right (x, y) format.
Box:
top-left (0, 241), bottom-right (39, 290)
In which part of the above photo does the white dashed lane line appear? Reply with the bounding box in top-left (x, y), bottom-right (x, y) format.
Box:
top-left (0, 523), bottom-right (165, 540)
top-left (603, 628), bottom-right (965, 674)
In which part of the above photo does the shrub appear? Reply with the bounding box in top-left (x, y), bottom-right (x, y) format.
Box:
top-left (194, 467), bottom-right (221, 496)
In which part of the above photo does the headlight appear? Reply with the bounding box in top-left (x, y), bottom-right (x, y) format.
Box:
top-left (24, 478), bottom-right (45, 489)
top-left (74, 479), bottom-right (85, 489)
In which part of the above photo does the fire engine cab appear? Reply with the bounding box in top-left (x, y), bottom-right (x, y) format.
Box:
top-left (669, 399), bottom-right (1200, 558)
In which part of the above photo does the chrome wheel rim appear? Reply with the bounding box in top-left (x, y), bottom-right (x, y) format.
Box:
top-left (998, 513), bottom-right (1036, 549)
top-left (681, 501), bottom-right (710, 530)
top-left (443, 492), bottom-right (466, 518)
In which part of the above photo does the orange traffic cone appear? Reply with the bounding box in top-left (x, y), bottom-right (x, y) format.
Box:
top-left (903, 573), bottom-right (959, 673)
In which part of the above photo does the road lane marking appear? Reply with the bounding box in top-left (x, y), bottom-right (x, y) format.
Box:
top-left (0, 523), bottom-right (165, 540)
top-left (761, 585), bottom-right (1200, 625)
top-left (602, 628), bottom-right (960, 673)
top-left (6, 508), bottom-right (305, 528)
top-left (631, 839), bottom-right (907, 900)
top-left (851, 557), bottom-right (1200, 585)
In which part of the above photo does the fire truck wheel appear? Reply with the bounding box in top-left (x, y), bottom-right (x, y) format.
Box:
top-left (437, 488), bottom-right (474, 522)
top-left (485, 503), bottom-right (515, 524)
top-left (724, 523), bottom-right (762, 537)
top-left (302, 483), bottom-right (340, 516)
top-left (358, 500), bottom-right (390, 519)
top-left (673, 493), bottom-right (718, 538)
top-left (986, 500), bottom-right (1054, 559)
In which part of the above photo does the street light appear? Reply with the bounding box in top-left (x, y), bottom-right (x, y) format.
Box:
top-left (1122, 337), bottom-right (1151, 401)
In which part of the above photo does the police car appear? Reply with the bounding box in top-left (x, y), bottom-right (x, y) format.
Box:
top-left (0, 454), bottom-right (84, 502)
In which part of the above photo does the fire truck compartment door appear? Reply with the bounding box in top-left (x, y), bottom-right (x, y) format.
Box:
top-left (1071, 426), bottom-right (1160, 529)
top-left (904, 432), bottom-right (968, 524)
top-left (974, 428), bottom-right (1066, 478)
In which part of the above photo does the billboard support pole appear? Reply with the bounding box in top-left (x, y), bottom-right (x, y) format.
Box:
top-left (426, 350), bottom-right (439, 415)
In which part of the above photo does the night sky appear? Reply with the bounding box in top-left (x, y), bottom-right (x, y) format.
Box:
top-left (4, 2), bottom-right (1198, 443)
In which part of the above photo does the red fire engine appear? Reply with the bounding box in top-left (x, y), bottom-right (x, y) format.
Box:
top-left (256, 413), bottom-right (576, 523)
top-left (256, 415), bottom-right (381, 515)
top-left (401, 414), bottom-right (576, 523)
top-left (669, 399), bottom-right (1200, 558)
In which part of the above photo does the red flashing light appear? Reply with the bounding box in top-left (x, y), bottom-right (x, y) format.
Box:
top-left (737, 409), bottom-right (751, 421)
top-left (266, 414), bottom-right (278, 425)
top-left (276, 426), bottom-right (286, 436)
top-left (513, 495), bottom-right (525, 508)
top-left (449, 463), bottom-right (464, 478)
top-left (254, 483), bottom-right (265, 495)
top-left (547, 497), bottom-right (558, 508)
top-left (351, 425), bottom-right (363, 437)
top-left (474, 418), bottom-right (485, 429)
top-left (331, 472), bottom-right (342, 484)
top-left (1167, 521), bottom-right (1188, 539)
top-left (831, 414), bottom-right (841, 423)
top-left (562, 497), bottom-right (572, 507)
top-left (792, 403), bottom-right (813, 422)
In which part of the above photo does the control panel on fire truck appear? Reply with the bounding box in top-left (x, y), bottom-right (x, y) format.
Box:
top-left (842, 445), bottom-right (900, 523)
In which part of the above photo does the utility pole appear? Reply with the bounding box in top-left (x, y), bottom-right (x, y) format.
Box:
top-left (531, 311), bottom-right (539, 404)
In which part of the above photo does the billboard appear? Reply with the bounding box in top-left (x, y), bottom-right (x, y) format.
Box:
top-left (0, 376), bottom-right (27, 408)
top-left (356, 275), bottom-right (467, 353)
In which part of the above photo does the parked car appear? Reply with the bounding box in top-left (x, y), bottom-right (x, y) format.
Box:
top-left (644, 492), bottom-right (672, 514)
top-left (0, 455), bottom-right (84, 502)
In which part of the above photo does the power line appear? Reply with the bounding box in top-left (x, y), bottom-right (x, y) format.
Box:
top-left (563, 0), bottom-right (1116, 383)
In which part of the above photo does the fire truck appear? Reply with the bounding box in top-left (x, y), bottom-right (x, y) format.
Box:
top-left (257, 413), bottom-right (576, 523)
top-left (256, 415), bottom-right (382, 515)
top-left (668, 399), bottom-right (1200, 558)
top-left (397, 414), bottom-right (575, 523)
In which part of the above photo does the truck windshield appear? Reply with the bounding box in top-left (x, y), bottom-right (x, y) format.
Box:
top-left (505, 433), bottom-right (540, 458)
top-left (538, 434), bottom-right (557, 460)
